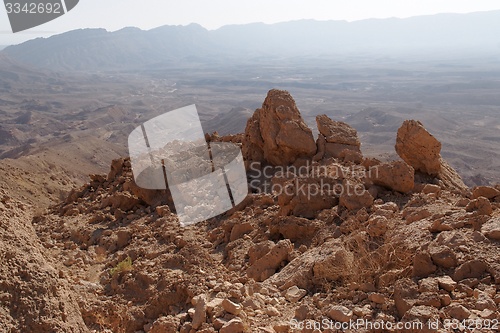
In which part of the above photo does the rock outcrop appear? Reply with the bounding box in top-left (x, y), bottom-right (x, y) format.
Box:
top-left (395, 120), bottom-right (468, 193)
top-left (243, 89), bottom-right (317, 166)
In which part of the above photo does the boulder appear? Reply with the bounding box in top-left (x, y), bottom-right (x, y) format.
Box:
top-left (472, 186), bottom-right (500, 200)
top-left (395, 120), bottom-right (468, 194)
top-left (243, 89), bottom-right (317, 166)
top-left (368, 160), bottom-right (414, 193)
top-left (395, 120), bottom-right (442, 175)
top-left (481, 217), bottom-right (500, 240)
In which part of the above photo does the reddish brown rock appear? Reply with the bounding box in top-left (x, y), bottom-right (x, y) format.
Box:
top-left (472, 186), bottom-right (500, 200)
top-left (395, 120), bottom-right (442, 175)
top-left (243, 89), bottom-right (317, 166)
top-left (315, 114), bottom-right (361, 159)
top-left (339, 182), bottom-right (374, 211)
top-left (247, 239), bottom-right (293, 282)
top-left (395, 120), bottom-right (468, 194)
top-left (394, 279), bottom-right (419, 317)
top-left (368, 160), bottom-right (415, 193)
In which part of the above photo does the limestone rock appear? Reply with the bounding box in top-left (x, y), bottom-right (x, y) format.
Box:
top-left (276, 176), bottom-right (339, 218)
top-left (149, 316), bottom-right (181, 333)
top-left (316, 115), bottom-right (360, 146)
top-left (312, 243), bottom-right (354, 282)
top-left (243, 89), bottom-right (317, 166)
top-left (466, 197), bottom-right (493, 216)
top-left (436, 276), bottom-right (457, 292)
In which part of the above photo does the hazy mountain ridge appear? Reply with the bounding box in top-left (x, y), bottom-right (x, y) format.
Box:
top-left (3, 10), bottom-right (500, 71)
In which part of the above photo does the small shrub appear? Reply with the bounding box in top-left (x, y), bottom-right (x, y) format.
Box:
top-left (109, 256), bottom-right (133, 277)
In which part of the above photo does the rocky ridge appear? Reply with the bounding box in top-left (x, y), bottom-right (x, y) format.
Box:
top-left (2, 89), bottom-right (500, 332)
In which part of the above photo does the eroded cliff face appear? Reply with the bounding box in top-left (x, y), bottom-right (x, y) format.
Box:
top-left (3, 89), bottom-right (500, 332)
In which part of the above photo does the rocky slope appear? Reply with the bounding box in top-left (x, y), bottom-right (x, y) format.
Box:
top-left (2, 89), bottom-right (500, 332)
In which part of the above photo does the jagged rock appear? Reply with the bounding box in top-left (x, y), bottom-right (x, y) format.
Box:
top-left (191, 295), bottom-right (207, 330)
top-left (368, 160), bottom-right (415, 193)
top-left (402, 305), bottom-right (439, 328)
top-left (101, 192), bottom-right (141, 212)
top-left (315, 114), bottom-right (361, 159)
top-left (453, 260), bottom-right (488, 281)
top-left (368, 293), bottom-right (386, 304)
top-left (436, 276), bottom-right (457, 292)
top-left (316, 114), bottom-right (360, 146)
top-left (366, 215), bottom-right (388, 237)
top-left (412, 251), bottom-right (437, 278)
top-left (395, 120), bottom-right (468, 194)
top-left (429, 246), bottom-right (457, 268)
top-left (443, 304), bottom-right (471, 320)
top-left (266, 240), bottom-right (352, 290)
top-left (242, 89), bottom-right (317, 166)
top-left (230, 222), bottom-right (254, 242)
top-left (247, 239), bottom-right (293, 282)
top-left (395, 120), bottom-right (442, 175)
top-left (475, 292), bottom-right (496, 311)
top-left (394, 279), bottom-right (419, 317)
top-left (422, 184), bottom-right (441, 194)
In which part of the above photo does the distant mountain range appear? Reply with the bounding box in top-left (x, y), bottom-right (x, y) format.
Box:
top-left (3, 10), bottom-right (500, 71)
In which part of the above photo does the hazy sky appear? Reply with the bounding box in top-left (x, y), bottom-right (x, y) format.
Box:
top-left (1, 0), bottom-right (500, 45)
